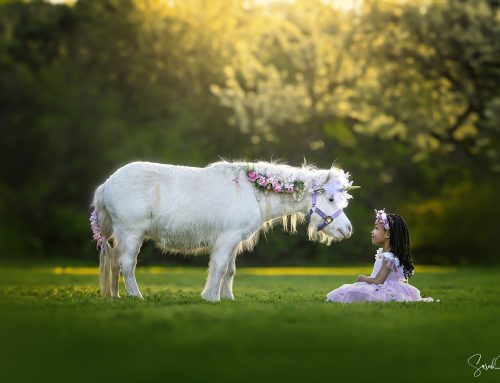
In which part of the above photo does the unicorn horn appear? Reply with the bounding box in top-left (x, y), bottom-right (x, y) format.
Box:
top-left (344, 185), bottom-right (361, 191)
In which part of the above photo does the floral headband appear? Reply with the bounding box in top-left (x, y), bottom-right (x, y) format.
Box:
top-left (375, 209), bottom-right (390, 230)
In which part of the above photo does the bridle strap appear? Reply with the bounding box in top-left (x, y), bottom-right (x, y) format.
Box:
top-left (306, 182), bottom-right (343, 232)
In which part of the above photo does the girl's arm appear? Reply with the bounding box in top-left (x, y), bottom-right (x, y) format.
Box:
top-left (356, 259), bottom-right (392, 284)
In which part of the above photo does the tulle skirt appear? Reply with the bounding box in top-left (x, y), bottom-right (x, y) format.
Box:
top-left (326, 281), bottom-right (435, 303)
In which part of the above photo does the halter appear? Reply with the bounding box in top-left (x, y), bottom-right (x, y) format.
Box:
top-left (305, 182), bottom-right (344, 231)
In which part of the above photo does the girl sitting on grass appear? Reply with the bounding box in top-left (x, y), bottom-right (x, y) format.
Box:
top-left (326, 209), bottom-right (435, 303)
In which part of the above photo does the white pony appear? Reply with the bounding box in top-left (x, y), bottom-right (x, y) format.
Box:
top-left (91, 160), bottom-right (357, 302)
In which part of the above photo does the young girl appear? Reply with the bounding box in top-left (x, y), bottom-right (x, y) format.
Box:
top-left (326, 209), bottom-right (435, 303)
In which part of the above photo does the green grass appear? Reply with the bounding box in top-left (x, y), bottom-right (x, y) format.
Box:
top-left (0, 264), bottom-right (499, 383)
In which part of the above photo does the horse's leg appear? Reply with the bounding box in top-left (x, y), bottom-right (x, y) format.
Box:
top-left (110, 246), bottom-right (121, 298)
top-left (201, 232), bottom-right (242, 302)
top-left (118, 234), bottom-right (144, 299)
top-left (220, 253), bottom-right (236, 300)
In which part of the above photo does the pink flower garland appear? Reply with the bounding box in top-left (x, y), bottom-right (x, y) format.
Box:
top-left (247, 169), bottom-right (304, 194)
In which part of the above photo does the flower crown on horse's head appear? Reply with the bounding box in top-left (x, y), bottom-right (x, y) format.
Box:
top-left (375, 209), bottom-right (390, 230)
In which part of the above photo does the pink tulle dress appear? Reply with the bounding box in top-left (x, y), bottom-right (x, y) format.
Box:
top-left (326, 248), bottom-right (435, 303)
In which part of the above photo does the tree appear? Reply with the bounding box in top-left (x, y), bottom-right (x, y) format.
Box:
top-left (355, 0), bottom-right (500, 171)
top-left (212, 0), bottom-right (500, 171)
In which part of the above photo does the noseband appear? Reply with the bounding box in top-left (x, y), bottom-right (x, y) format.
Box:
top-left (305, 183), bottom-right (344, 232)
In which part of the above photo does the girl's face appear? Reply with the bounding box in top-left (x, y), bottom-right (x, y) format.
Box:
top-left (371, 221), bottom-right (389, 245)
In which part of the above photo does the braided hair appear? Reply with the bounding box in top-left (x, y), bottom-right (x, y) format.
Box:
top-left (387, 214), bottom-right (414, 280)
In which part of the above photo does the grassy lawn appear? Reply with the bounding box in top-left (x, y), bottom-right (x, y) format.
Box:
top-left (0, 264), bottom-right (499, 383)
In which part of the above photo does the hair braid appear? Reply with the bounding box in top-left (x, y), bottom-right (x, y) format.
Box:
top-left (387, 214), bottom-right (414, 280)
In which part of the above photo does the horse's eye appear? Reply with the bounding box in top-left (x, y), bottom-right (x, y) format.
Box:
top-left (329, 198), bottom-right (334, 202)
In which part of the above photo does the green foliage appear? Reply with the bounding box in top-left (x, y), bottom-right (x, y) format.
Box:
top-left (403, 180), bottom-right (500, 264)
top-left (356, 0), bottom-right (500, 165)
top-left (0, 0), bottom-right (498, 264)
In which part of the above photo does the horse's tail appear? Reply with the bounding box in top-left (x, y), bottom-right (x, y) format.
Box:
top-left (91, 183), bottom-right (117, 297)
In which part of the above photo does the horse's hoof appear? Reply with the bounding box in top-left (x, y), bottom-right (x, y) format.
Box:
top-left (201, 291), bottom-right (220, 303)
top-left (126, 294), bottom-right (144, 300)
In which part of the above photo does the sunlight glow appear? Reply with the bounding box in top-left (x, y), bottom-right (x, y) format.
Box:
top-left (46, 0), bottom-right (76, 4)
top-left (46, 265), bottom-right (458, 276)
top-left (251, 0), bottom-right (362, 12)
top-left (46, 0), bottom-right (362, 13)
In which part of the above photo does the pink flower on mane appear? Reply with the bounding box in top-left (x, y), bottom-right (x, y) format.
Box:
top-left (247, 170), bottom-right (259, 182)
top-left (257, 176), bottom-right (268, 186)
top-left (272, 181), bottom-right (282, 192)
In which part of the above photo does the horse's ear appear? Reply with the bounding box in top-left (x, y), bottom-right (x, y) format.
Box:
top-left (324, 169), bottom-right (336, 184)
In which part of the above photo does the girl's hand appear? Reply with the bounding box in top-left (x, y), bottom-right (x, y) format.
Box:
top-left (356, 275), bottom-right (366, 282)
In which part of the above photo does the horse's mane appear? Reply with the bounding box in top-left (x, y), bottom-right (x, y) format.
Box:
top-left (207, 158), bottom-right (341, 187)
top-left (207, 158), bottom-right (347, 248)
